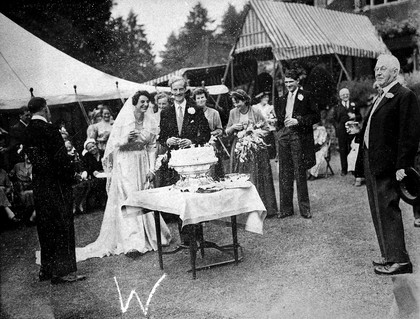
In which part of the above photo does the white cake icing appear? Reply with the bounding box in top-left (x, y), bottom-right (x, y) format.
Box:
top-left (169, 145), bottom-right (218, 167)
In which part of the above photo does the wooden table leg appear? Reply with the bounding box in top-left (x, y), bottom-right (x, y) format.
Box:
top-left (154, 211), bottom-right (163, 270)
top-left (231, 215), bottom-right (239, 265)
top-left (198, 223), bottom-right (205, 258)
top-left (188, 225), bottom-right (197, 279)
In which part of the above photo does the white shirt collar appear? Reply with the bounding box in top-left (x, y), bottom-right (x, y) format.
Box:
top-left (174, 99), bottom-right (186, 111)
top-left (381, 79), bottom-right (399, 95)
top-left (31, 114), bottom-right (48, 123)
top-left (20, 120), bottom-right (28, 127)
top-left (288, 89), bottom-right (297, 99)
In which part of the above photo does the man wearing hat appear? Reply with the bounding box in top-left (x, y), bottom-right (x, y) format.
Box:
top-left (356, 54), bottom-right (420, 275)
top-left (23, 97), bottom-right (86, 284)
top-left (274, 69), bottom-right (319, 219)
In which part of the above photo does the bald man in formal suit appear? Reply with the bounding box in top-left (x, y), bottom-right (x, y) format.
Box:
top-left (355, 54), bottom-right (420, 275)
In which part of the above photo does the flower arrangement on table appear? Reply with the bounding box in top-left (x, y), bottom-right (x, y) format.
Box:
top-left (235, 121), bottom-right (268, 163)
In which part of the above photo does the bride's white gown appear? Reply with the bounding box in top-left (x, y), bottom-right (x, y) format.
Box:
top-left (76, 126), bottom-right (171, 262)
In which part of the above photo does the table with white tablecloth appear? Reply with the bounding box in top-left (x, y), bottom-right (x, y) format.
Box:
top-left (122, 184), bottom-right (266, 278)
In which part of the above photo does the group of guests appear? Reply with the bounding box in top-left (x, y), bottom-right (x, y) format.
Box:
top-left (0, 107), bottom-right (35, 226)
top-left (16, 53), bottom-right (420, 285)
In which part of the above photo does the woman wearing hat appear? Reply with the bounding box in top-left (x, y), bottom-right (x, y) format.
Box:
top-left (252, 92), bottom-right (278, 159)
top-left (226, 89), bottom-right (278, 217)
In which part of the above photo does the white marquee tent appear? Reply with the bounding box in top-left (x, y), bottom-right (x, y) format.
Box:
top-left (0, 13), bottom-right (159, 110)
top-left (0, 13), bottom-right (229, 111)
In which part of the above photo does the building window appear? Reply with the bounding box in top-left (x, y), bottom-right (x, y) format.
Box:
top-left (365, 0), bottom-right (404, 6)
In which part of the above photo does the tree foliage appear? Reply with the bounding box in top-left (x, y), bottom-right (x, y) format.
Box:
top-left (376, 10), bottom-right (420, 40)
top-left (219, 3), bottom-right (245, 39)
top-left (1, 0), bottom-right (114, 69)
top-left (104, 11), bottom-right (156, 82)
top-left (1, 0), bottom-right (156, 82)
top-left (160, 2), bottom-right (215, 73)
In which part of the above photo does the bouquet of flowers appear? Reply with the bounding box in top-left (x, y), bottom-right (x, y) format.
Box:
top-left (234, 121), bottom-right (268, 163)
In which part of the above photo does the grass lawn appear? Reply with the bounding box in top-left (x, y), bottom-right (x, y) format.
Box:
top-left (1, 152), bottom-right (419, 319)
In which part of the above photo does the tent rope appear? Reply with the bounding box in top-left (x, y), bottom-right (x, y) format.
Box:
top-left (115, 81), bottom-right (125, 105)
top-left (73, 85), bottom-right (90, 125)
top-left (0, 51), bottom-right (30, 92)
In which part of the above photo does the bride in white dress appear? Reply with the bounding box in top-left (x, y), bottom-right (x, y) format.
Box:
top-left (76, 90), bottom-right (171, 261)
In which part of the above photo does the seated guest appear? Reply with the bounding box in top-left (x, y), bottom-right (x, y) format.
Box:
top-left (86, 109), bottom-right (102, 142)
top-left (87, 106), bottom-right (113, 151)
top-left (192, 87), bottom-right (224, 179)
top-left (226, 89), bottom-right (278, 217)
top-left (9, 153), bottom-right (36, 223)
top-left (65, 140), bottom-right (89, 214)
top-left (308, 123), bottom-right (329, 180)
top-left (0, 164), bottom-right (20, 224)
top-left (82, 139), bottom-right (106, 210)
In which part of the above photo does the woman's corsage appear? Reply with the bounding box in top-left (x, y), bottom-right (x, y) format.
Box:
top-left (297, 94), bottom-right (304, 101)
top-left (187, 107), bottom-right (196, 115)
top-left (235, 121), bottom-right (267, 163)
top-left (385, 93), bottom-right (394, 99)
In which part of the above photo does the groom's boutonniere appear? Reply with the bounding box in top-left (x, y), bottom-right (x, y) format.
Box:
top-left (297, 94), bottom-right (304, 101)
top-left (351, 102), bottom-right (355, 106)
top-left (187, 107), bottom-right (196, 115)
top-left (385, 93), bottom-right (394, 99)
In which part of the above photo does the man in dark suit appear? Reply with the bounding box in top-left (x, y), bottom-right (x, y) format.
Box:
top-left (333, 88), bottom-right (361, 176)
top-left (159, 76), bottom-right (211, 151)
top-left (24, 97), bottom-right (86, 284)
top-left (4, 106), bottom-right (31, 168)
top-left (158, 76), bottom-right (211, 244)
top-left (274, 69), bottom-right (319, 219)
top-left (356, 54), bottom-right (420, 275)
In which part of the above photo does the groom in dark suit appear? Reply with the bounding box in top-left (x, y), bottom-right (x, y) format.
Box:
top-left (356, 54), bottom-right (420, 275)
top-left (158, 76), bottom-right (210, 244)
top-left (24, 97), bottom-right (85, 284)
top-left (274, 69), bottom-right (319, 219)
top-left (159, 76), bottom-right (210, 151)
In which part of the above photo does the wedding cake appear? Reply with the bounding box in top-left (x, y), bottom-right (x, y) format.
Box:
top-left (169, 145), bottom-right (218, 167)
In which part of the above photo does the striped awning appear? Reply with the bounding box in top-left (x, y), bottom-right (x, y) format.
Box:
top-left (234, 0), bottom-right (389, 60)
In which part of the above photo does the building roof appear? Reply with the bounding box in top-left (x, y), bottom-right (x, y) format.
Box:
top-left (233, 0), bottom-right (388, 60)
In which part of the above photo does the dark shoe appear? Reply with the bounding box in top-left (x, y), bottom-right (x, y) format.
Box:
top-left (372, 258), bottom-right (389, 267)
top-left (74, 207), bottom-right (85, 215)
top-left (10, 216), bottom-right (21, 224)
top-left (307, 174), bottom-right (317, 181)
top-left (277, 212), bottom-right (293, 219)
top-left (301, 214), bottom-right (312, 219)
top-left (39, 270), bottom-right (52, 282)
top-left (125, 249), bottom-right (142, 258)
top-left (51, 274), bottom-right (86, 284)
top-left (340, 171), bottom-right (347, 176)
top-left (414, 218), bottom-right (420, 228)
top-left (374, 262), bottom-right (413, 275)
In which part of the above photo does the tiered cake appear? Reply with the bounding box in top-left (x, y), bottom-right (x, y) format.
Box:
top-left (168, 145), bottom-right (218, 179)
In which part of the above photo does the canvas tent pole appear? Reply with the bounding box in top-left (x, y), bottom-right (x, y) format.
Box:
top-left (214, 57), bottom-right (233, 111)
top-left (334, 53), bottom-right (351, 81)
top-left (73, 85), bottom-right (90, 125)
top-left (271, 58), bottom-right (277, 104)
top-left (230, 59), bottom-right (235, 89)
top-left (115, 81), bottom-right (125, 105)
top-left (337, 69), bottom-right (343, 90)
